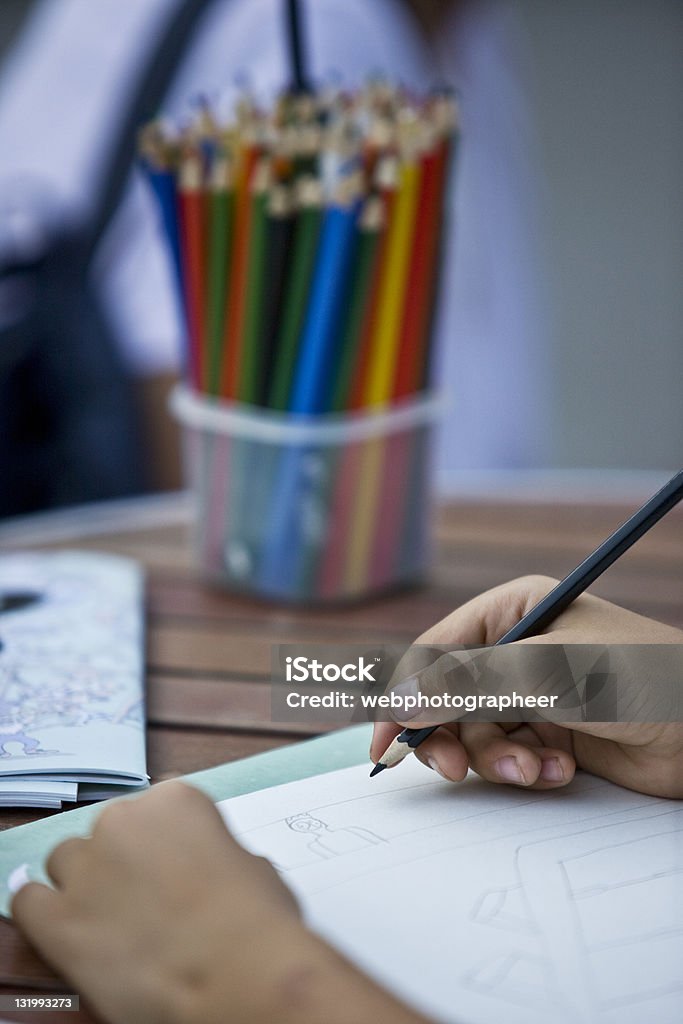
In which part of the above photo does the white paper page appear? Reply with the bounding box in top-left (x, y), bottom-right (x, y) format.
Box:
top-left (218, 761), bottom-right (682, 1024)
top-left (0, 780), bottom-right (78, 808)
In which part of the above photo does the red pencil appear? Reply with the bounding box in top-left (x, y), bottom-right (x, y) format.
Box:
top-left (220, 143), bottom-right (260, 399)
top-left (419, 96), bottom-right (458, 387)
top-left (392, 140), bottom-right (443, 398)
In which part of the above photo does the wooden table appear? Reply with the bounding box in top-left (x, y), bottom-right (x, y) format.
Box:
top-left (0, 493), bottom-right (680, 1023)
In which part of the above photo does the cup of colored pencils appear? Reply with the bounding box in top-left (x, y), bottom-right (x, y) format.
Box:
top-left (140, 83), bottom-right (457, 603)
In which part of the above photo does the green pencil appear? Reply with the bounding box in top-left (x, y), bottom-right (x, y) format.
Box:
top-left (267, 176), bottom-right (323, 411)
top-left (206, 155), bottom-right (234, 395)
top-left (330, 195), bottom-right (384, 412)
top-left (239, 159), bottom-right (271, 404)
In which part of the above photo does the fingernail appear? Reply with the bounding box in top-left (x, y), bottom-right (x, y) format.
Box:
top-left (7, 862), bottom-right (30, 895)
top-left (427, 755), bottom-right (446, 779)
top-left (495, 756), bottom-right (525, 784)
top-left (540, 757), bottom-right (564, 782)
top-left (390, 676), bottom-right (421, 720)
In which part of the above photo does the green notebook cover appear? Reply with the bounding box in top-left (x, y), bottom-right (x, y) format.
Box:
top-left (0, 725), bottom-right (372, 918)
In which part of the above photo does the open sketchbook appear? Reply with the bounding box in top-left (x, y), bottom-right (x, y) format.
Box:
top-left (219, 759), bottom-right (682, 1024)
top-left (0, 552), bottom-right (147, 806)
top-left (0, 727), bottom-right (679, 1021)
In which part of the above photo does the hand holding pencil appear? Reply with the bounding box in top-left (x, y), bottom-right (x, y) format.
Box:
top-left (370, 574), bottom-right (683, 798)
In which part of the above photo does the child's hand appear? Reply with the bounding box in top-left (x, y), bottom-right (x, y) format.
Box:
top-left (371, 576), bottom-right (683, 798)
top-left (12, 782), bottom-right (426, 1024)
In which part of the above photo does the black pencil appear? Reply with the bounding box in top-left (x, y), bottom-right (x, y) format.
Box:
top-left (258, 185), bottom-right (294, 404)
top-left (285, 0), bottom-right (310, 94)
top-left (371, 468), bottom-right (683, 776)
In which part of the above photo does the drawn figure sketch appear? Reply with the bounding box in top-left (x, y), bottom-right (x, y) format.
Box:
top-left (285, 812), bottom-right (386, 859)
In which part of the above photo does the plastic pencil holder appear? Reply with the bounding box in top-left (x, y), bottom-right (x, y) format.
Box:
top-left (170, 386), bottom-right (442, 604)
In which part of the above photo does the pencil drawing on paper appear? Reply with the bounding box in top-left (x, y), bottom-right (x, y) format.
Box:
top-left (479, 806), bottom-right (683, 1016)
top-left (462, 952), bottom-right (558, 1009)
top-left (470, 884), bottom-right (537, 933)
top-left (226, 766), bottom-right (682, 1023)
top-left (284, 812), bottom-right (386, 860)
top-left (549, 822), bottom-right (683, 1009)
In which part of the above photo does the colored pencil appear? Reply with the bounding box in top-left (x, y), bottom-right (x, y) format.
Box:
top-left (142, 165), bottom-right (184, 302)
top-left (289, 179), bottom-right (361, 413)
top-left (138, 126), bottom-right (184, 290)
top-left (330, 196), bottom-right (384, 412)
top-left (177, 148), bottom-right (207, 389)
top-left (349, 157), bottom-right (398, 410)
top-left (206, 154), bottom-right (234, 395)
top-left (363, 154), bottom-right (421, 408)
top-left (417, 95), bottom-right (458, 388)
top-left (239, 159), bottom-right (271, 404)
top-left (267, 176), bottom-right (323, 411)
top-left (420, 134), bottom-right (456, 389)
top-left (392, 140), bottom-right (442, 398)
top-left (220, 141), bottom-right (260, 399)
top-left (258, 185), bottom-right (294, 404)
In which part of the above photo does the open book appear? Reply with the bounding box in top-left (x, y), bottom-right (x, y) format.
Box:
top-left (218, 758), bottom-right (682, 1024)
top-left (0, 552), bottom-right (147, 807)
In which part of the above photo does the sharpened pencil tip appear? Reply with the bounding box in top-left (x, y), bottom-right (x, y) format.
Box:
top-left (370, 762), bottom-right (387, 778)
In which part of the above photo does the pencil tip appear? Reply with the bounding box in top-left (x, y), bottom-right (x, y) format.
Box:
top-left (370, 762), bottom-right (387, 778)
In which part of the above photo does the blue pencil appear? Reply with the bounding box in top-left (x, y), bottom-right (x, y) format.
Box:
top-left (290, 196), bottom-right (361, 413)
top-left (145, 166), bottom-right (184, 299)
top-left (258, 186), bottom-right (360, 597)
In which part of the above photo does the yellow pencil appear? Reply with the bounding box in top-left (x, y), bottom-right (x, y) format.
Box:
top-left (362, 156), bottom-right (421, 408)
top-left (344, 149), bottom-right (422, 593)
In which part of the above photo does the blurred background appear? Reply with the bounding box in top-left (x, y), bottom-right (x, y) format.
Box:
top-left (0, 0), bottom-right (681, 519)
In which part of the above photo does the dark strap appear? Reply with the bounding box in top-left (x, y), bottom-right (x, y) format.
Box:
top-left (84, 0), bottom-right (213, 261)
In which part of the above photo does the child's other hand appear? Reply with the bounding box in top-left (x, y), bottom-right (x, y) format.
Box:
top-left (12, 782), bottom-right (426, 1024)
top-left (12, 782), bottom-right (300, 1024)
top-left (371, 576), bottom-right (683, 798)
